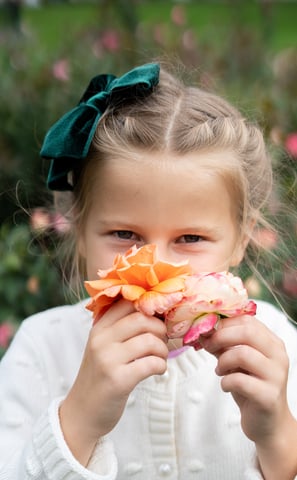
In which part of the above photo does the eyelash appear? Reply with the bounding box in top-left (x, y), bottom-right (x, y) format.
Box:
top-left (111, 230), bottom-right (141, 241)
top-left (178, 234), bottom-right (204, 243)
top-left (110, 231), bottom-right (205, 243)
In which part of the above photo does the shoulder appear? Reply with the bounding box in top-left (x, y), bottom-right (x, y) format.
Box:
top-left (255, 299), bottom-right (295, 332)
top-left (21, 298), bottom-right (91, 330)
top-left (11, 300), bottom-right (92, 360)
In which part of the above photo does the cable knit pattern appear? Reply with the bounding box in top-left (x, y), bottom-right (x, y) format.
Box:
top-left (0, 300), bottom-right (297, 479)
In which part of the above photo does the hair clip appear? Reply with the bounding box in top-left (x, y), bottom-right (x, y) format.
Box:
top-left (41, 63), bottom-right (160, 191)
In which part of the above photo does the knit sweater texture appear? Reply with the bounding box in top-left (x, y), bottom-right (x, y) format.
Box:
top-left (0, 300), bottom-right (297, 480)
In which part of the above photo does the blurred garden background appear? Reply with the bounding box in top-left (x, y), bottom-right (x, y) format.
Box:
top-left (0, 0), bottom-right (296, 358)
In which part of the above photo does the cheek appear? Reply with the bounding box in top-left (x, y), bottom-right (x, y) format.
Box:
top-left (77, 232), bottom-right (101, 279)
top-left (188, 256), bottom-right (226, 274)
top-left (82, 240), bottom-right (117, 279)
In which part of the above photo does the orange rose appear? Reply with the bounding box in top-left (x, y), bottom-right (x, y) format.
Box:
top-left (85, 244), bottom-right (193, 323)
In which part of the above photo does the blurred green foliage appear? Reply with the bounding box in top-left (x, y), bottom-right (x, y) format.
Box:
top-left (0, 1), bottom-right (296, 356)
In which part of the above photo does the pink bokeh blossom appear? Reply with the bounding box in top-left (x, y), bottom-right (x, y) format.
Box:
top-left (101, 29), bottom-right (120, 52)
top-left (283, 266), bottom-right (297, 296)
top-left (52, 212), bottom-right (71, 234)
top-left (30, 208), bottom-right (51, 232)
top-left (253, 228), bottom-right (278, 250)
top-left (52, 59), bottom-right (70, 82)
top-left (285, 133), bottom-right (297, 157)
top-left (171, 6), bottom-right (186, 26)
top-left (30, 208), bottom-right (70, 235)
top-left (0, 323), bottom-right (15, 349)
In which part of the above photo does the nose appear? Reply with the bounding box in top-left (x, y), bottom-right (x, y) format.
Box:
top-left (148, 240), bottom-right (178, 264)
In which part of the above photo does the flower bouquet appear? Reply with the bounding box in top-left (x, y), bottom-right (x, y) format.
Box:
top-left (85, 244), bottom-right (256, 350)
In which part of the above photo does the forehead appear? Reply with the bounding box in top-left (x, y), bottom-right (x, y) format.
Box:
top-left (86, 150), bottom-right (238, 229)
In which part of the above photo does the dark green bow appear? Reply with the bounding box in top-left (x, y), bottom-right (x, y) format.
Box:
top-left (41, 63), bottom-right (160, 191)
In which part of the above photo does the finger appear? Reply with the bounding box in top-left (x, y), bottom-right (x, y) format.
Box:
top-left (113, 313), bottom-right (167, 342)
top-left (215, 344), bottom-right (270, 379)
top-left (94, 300), bottom-right (167, 343)
top-left (123, 354), bottom-right (167, 385)
top-left (120, 333), bottom-right (169, 364)
top-left (202, 316), bottom-right (285, 360)
top-left (95, 299), bottom-right (136, 328)
top-left (220, 371), bottom-right (284, 412)
top-left (220, 370), bottom-right (265, 399)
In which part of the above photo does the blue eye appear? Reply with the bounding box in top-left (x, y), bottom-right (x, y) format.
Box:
top-left (111, 230), bottom-right (144, 243)
top-left (178, 234), bottom-right (203, 243)
top-left (113, 230), bottom-right (135, 240)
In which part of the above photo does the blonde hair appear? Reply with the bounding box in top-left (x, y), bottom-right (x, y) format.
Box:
top-left (59, 65), bottom-right (273, 295)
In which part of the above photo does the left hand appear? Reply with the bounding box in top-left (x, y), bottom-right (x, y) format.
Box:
top-left (200, 314), bottom-right (290, 444)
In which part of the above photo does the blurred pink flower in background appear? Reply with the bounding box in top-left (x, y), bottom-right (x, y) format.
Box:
top-left (30, 208), bottom-right (51, 232)
top-left (52, 59), bottom-right (70, 82)
top-left (30, 208), bottom-right (70, 235)
top-left (253, 228), bottom-right (278, 250)
top-left (52, 212), bottom-right (71, 234)
top-left (171, 6), bottom-right (186, 26)
top-left (283, 266), bottom-right (297, 296)
top-left (285, 133), bottom-right (297, 157)
top-left (0, 323), bottom-right (15, 349)
top-left (101, 29), bottom-right (120, 52)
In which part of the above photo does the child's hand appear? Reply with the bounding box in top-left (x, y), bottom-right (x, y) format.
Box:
top-left (60, 299), bottom-right (168, 466)
top-left (201, 315), bottom-right (297, 479)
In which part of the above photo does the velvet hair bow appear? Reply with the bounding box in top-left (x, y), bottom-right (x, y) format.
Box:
top-left (40, 63), bottom-right (160, 191)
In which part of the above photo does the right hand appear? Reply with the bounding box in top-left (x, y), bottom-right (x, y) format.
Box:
top-left (59, 299), bottom-right (168, 465)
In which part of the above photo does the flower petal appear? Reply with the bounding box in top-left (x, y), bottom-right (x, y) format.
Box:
top-left (136, 290), bottom-right (184, 316)
top-left (125, 243), bottom-right (156, 265)
top-left (183, 313), bottom-right (219, 347)
top-left (152, 276), bottom-right (187, 293)
top-left (153, 260), bottom-right (192, 281)
top-left (121, 284), bottom-right (146, 301)
top-left (84, 278), bottom-right (124, 296)
top-left (117, 263), bottom-right (153, 287)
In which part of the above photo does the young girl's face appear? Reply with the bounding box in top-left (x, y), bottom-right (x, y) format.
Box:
top-left (79, 150), bottom-right (247, 280)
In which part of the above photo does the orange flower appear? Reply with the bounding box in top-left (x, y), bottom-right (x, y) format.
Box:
top-left (85, 244), bottom-right (193, 323)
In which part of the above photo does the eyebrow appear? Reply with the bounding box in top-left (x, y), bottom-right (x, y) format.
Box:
top-left (96, 220), bottom-right (221, 236)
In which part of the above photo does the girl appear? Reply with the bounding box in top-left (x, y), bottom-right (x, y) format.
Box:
top-left (0, 62), bottom-right (297, 480)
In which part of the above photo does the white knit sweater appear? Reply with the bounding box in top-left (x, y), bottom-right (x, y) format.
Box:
top-left (0, 300), bottom-right (296, 480)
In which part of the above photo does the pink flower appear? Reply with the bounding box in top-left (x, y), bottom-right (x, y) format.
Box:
top-left (285, 133), bottom-right (297, 157)
top-left (30, 208), bottom-right (51, 232)
top-left (253, 228), bottom-right (278, 250)
top-left (85, 245), bottom-right (256, 351)
top-left (283, 266), bottom-right (297, 296)
top-left (52, 59), bottom-right (70, 82)
top-left (0, 323), bottom-right (15, 349)
top-left (165, 272), bottom-right (257, 350)
top-left (171, 6), bottom-right (186, 26)
top-left (52, 212), bottom-right (70, 234)
top-left (101, 30), bottom-right (120, 52)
